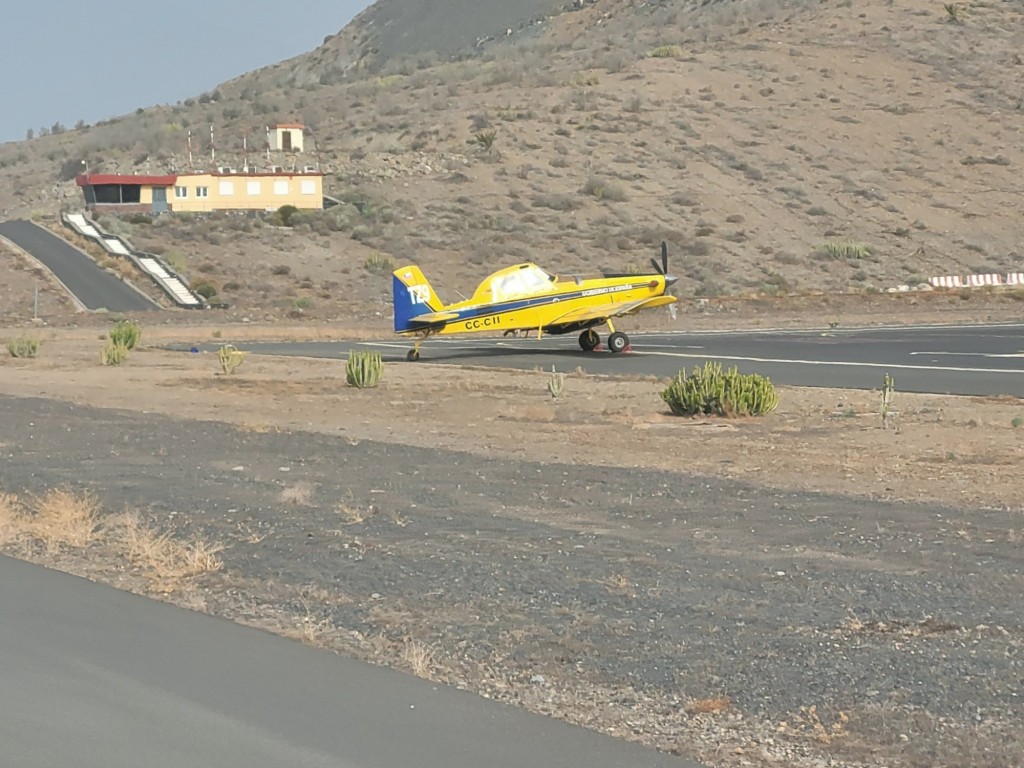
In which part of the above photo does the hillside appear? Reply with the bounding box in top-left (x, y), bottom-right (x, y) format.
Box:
top-left (2, 0), bottom-right (1023, 322)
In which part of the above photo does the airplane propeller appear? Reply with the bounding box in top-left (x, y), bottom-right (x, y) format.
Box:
top-left (651, 240), bottom-right (678, 289)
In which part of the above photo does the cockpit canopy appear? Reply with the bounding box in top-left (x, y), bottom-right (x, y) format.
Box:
top-left (473, 264), bottom-right (555, 303)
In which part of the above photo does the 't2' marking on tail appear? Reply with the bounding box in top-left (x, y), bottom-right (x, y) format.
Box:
top-left (409, 285), bottom-right (430, 304)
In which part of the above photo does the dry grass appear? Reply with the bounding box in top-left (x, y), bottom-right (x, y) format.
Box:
top-left (685, 696), bottom-right (732, 715)
top-left (0, 492), bottom-right (21, 546)
top-left (102, 510), bottom-right (223, 592)
top-left (19, 488), bottom-right (101, 553)
top-left (400, 638), bottom-right (436, 678)
top-left (0, 489), bottom-right (222, 593)
top-left (279, 482), bottom-right (314, 506)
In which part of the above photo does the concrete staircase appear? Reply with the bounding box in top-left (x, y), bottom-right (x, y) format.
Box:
top-left (63, 213), bottom-right (205, 308)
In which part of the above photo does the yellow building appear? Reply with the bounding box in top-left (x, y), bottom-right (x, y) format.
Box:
top-left (170, 170), bottom-right (322, 213)
top-left (76, 169), bottom-right (324, 214)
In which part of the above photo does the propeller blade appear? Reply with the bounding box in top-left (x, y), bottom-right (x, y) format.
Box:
top-left (661, 240), bottom-right (669, 275)
top-left (650, 257), bottom-right (664, 275)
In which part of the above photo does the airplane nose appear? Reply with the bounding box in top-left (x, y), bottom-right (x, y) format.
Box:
top-left (665, 275), bottom-right (678, 287)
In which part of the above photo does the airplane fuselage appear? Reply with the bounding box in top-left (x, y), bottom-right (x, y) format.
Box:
top-left (399, 271), bottom-right (671, 338)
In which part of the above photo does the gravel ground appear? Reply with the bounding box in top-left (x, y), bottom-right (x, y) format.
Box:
top-left (1, 394), bottom-right (1021, 767)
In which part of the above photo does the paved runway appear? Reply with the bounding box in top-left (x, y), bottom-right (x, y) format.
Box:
top-left (0, 554), bottom-right (693, 768)
top-left (186, 322), bottom-right (1024, 397)
top-left (0, 219), bottom-right (157, 312)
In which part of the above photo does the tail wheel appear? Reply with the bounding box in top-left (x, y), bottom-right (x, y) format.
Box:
top-left (406, 349), bottom-right (420, 362)
top-left (607, 331), bottom-right (629, 354)
top-left (579, 329), bottom-right (600, 351)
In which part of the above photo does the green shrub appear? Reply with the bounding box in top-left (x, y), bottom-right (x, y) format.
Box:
top-left (581, 175), bottom-right (629, 202)
top-left (100, 342), bottom-right (128, 366)
top-left (191, 280), bottom-right (219, 299)
top-left (468, 130), bottom-right (497, 153)
top-left (364, 252), bottom-right (393, 275)
top-left (6, 336), bottom-right (40, 358)
top-left (661, 361), bottom-right (779, 417)
top-left (275, 204), bottom-right (299, 227)
top-left (816, 241), bottom-right (872, 261)
top-left (346, 350), bottom-right (383, 388)
top-left (648, 45), bottom-right (684, 59)
top-left (109, 319), bottom-right (141, 350)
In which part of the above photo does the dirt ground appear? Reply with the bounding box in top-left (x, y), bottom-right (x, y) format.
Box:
top-left (0, 328), bottom-right (1022, 767)
top-left (2, 332), bottom-right (1023, 512)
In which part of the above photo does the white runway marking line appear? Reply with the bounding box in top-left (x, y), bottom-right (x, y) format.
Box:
top-left (641, 350), bottom-right (1024, 375)
top-left (909, 351), bottom-right (1024, 359)
top-left (633, 322), bottom-right (1024, 337)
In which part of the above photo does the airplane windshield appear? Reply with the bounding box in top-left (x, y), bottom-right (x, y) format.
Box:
top-left (490, 265), bottom-right (552, 301)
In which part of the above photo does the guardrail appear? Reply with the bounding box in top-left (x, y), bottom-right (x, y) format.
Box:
top-left (62, 212), bottom-right (206, 308)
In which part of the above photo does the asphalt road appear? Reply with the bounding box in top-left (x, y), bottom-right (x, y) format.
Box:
top-left (0, 219), bottom-right (157, 312)
top-left (0, 553), bottom-right (694, 768)
top-left (185, 322), bottom-right (1024, 397)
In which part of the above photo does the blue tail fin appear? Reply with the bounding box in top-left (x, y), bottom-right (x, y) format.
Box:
top-left (391, 265), bottom-right (443, 332)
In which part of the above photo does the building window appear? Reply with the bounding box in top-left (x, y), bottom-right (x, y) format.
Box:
top-left (195, 186), bottom-right (209, 198)
top-left (246, 180), bottom-right (261, 196)
top-left (300, 180), bottom-right (316, 195)
top-left (174, 186), bottom-right (188, 198)
top-left (273, 180), bottom-right (289, 195)
top-left (218, 181), bottom-right (234, 196)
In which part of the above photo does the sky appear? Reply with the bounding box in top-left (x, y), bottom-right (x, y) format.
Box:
top-left (0, 0), bottom-right (373, 144)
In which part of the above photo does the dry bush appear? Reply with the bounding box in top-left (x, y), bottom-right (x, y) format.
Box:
top-left (400, 638), bottom-right (436, 678)
top-left (0, 488), bottom-right (179, 572)
top-left (685, 696), bottom-right (732, 715)
top-left (102, 510), bottom-right (223, 591)
top-left (25, 488), bottom-right (101, 553)
top-left (279, 482), bottom-right (314, 506)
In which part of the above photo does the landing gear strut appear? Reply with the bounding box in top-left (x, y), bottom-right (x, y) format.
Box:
top-left (605, 319), bottom-right (629, 354)
top-left (406, 331), bottom-right (430, 361)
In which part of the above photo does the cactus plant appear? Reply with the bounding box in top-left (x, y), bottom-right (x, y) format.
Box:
top-left (6, 336), bottom-right (40, 358)
top-left (346, 350), bottom-right (383, 388)
top-left (881, 372), bottom-right (895, 428)
top-left (547, 366), bottom-right (565, 399)
top-left (661, 361), bottom-right (779, 417)
top-left (100, 342), bottom-right (128, 366)
top-left (218, 344), bottom-right (247, 374)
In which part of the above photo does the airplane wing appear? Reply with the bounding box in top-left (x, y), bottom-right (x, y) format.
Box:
top-left (403, 310), bottom-right (460, 328)
top-left (548, 295), bottom-right (677, 326)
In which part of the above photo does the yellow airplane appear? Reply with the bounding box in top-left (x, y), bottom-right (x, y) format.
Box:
top-left (391, 241), bottom-right (678, 360)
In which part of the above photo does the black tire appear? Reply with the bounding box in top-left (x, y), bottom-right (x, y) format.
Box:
top-left (406, 349), bottom-right (420, 362)
top-left (607, 331), bottom-right (629, 354)
top-left (579, 329), bottom-right (600, 351)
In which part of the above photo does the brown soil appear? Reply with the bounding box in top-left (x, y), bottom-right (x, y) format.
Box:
top-left (2, 331), bottom-right (1022, 512)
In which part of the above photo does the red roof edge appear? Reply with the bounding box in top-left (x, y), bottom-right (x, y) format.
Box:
top-left (76, 174), bottom-right (177, 187)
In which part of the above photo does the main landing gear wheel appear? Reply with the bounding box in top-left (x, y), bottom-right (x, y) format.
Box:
top-left (607, 331), bottom-right (629, 354)
top-left (579, 329), bottom-right (600, 352)
top-left (406, 349), bottom-right (420, 362)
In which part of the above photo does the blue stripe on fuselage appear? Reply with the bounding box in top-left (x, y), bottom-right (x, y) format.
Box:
top-left (445, 282), bottom-right (650, 322)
